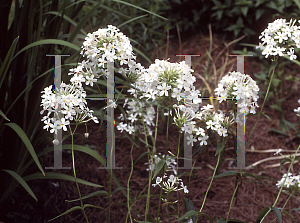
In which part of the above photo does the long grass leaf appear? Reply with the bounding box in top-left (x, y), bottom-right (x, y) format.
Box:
top-left (0, 36), bottom-right (19, 90)
top-left (12, 39), bottom-right (80, 60)
top-left (47, 205), bottom-right (82, 222)
top-left (44, 11), bottom-right (87, 36)
top-left (23, 172), bottom-right (102, 188)
top-left (0, 109), bottom-right (10, 121)
top-left (111, 0), bottom-right (168, 21)
top-left (2, 169), bottom-right (38, 201)
top-left (4, 123), bottom-right (45, 176)
top-left (118, 14), bottom-right (148, 28)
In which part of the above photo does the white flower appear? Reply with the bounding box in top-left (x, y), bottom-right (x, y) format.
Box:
top-left (84, 133), bottom-right (89, 138)
top-left (53, 139), bottom-right (59, 145)
top-left (198, 135), bottom-right (209, 146)
top-left (157, 82), bottom-right (171, 96)
top-left (186, 135), bottom-right (196, 146)
top-left (274, 148), bottom-right (283, 155)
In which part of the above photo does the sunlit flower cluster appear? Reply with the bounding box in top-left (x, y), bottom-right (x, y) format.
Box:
top-left (256, 18), bottom-right (300, 60)
top-left (68, 25), bottom-right (144, 87)
top-left (40, 82), bottom-right (99, 136)
top-left (214, 71), bottom-right (259, 114)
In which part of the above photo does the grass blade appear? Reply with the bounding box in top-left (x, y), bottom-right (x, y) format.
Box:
top-left (2, 169), bottom-right (38, 202)
top-left (4, 123), bottom-right (45, 176)
top-left (13, 39), bottom-right (81, 60)
top-left (23, 172), bottom-right (102, 188)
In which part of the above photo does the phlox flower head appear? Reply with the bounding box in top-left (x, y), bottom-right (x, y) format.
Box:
top-left (214, 71), bottom-right (259, 115)
top-left (40, 82), bottom-right (99, 136)
top-left (257, 18), bottom-right (300, 60)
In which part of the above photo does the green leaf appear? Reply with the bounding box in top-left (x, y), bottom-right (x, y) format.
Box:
top-left (112, 187), bottom-right (127, 195)
top-left (272, 207), bottom-right (282, 223)
top-left (118, 14), bottom-right (148, 28)
top-left (1, 169), bottom-right (37, 202)
top-left (269, 104), bottom-right (282, 112)
top-left (43, 11), bottom-right (87, 36)
top-left (183, 198), bottom-right (196, 223)
top-left (243, 172), bottom-right (260, 180)
top-left (13, 39), bottom-right (80, 60)
top-left (280, 158), bottom-right (292, 172)
top-left (47, 205), bottom-right (82, 222)
top-left (240, 6), bottom-right (248, 17)
top-left (206, 171), bottom-right (239, 180)
top-left (111, 0), bottom-right (168, 21)
top-left (23, 172), bottom-right (102, 188)
top-left (215, 142), bottom-right (225, 156)
top-left (0, 109), bottom-right (10, 121)
top-left (255, 9), bottom-right (265, 20)
top-left (65, 190), bottom-right (108, 202)
top-left (268, 128), bottom-right (289, 136)
top-left (134, 151), bottom-right (152, 165)
top-left (0, 36), bottom-right (19, 90)
top-left (152, 159), bottom-right (166, 180)
top-left (83, 204), bottom-right (105, 210)
top-left (145, 213), bottom-right (153, 222)
top-left (261, 112), bottom-right (272, 121)
top-left (293, 0), bottom-right (300, 9)
top-left (4, 123), bottom-right (45, 176)
top-left (176, 210), bottom-right (199, 221)
top-left (255, 207), bottom-right (271, 223)
top-left (282, 210), bottom-right (294, 220)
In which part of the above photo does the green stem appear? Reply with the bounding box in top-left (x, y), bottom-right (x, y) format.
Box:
top-left (69, 125), bottom-right (89, 223)
top-left (270, 192), bottom-right (293, 223)
top-left (226, 176), bottom-right (240, 220)
top-left (199, 152), bottom-right (221, 213)
top-left (145, 104), bottom-right (160, 221)
top-left (126, 144), bottom-right (134, 223)
top-left (156, 107), bottom-right (170, 220)
top-left (177, 132), bottom-right (181, 218)
top-left (246, 60), bottom-right (277, 150)
top-left (272, 143), bottom-right (300, 207)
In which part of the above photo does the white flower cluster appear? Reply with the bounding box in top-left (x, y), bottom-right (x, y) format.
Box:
top-left (118, 59), bottom-right (205, 141)
top-left (40, 82), bottom-right (99, 135)
top-left (145, 152), bottom-right (188, 193)
top-left (117, 99), bottom-right (155, 135)
top-left (214, 71), bottom-right (259, 114)
top-left (276, 173), bottom-right (300, 191)
top-left (137, 59), bottom-right (201, 108)
top-left (196, 104), bottom-right (235, 138)
top-left (81, 25), bottom-right (135, 65)
top-left (256, 18), bottom-right (300, 60)
top-left (145, 153), bottom-right (177, 174)
top-left (294, 99), bottom-right (300, 116)
top-left (68, 25), bottom-right (144, 86)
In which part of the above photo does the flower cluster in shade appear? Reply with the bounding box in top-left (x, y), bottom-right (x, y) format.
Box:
top-left (145, 152), bottom-right (189, 194)
top-left (214, 71), bottom-right (259, 114)
top-left (117, 59), bottom-right (209, 146)
top-left (68, 25), bottom-right (144, 87)
top-left (40, 82), bottom-right (99, 135)
top-left (294, 99), bottom-right (300, 117)
top-left (276, 173), bottom-right (300, 194)
top-left (256, 18), bottom-right (300, 60)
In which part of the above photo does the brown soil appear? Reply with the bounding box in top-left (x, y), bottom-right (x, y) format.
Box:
top-left (5, 33), bottom-right (300, 223)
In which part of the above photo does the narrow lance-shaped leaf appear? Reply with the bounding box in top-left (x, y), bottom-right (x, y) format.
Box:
top-left (2, 169), bottom-right (38, 201)
top-left (4, 123), bottom-right (45, 176)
